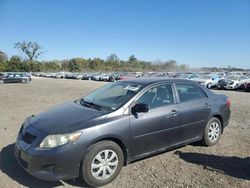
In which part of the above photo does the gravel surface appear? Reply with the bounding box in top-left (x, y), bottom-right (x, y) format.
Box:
top-left (0, 77), bottom-right (249, 188)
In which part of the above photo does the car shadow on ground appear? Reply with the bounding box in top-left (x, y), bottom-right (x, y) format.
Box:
top-left (0, 144), bottom-right (63, 187)
top-left (63, 178), bottom-right (89, 187)
top-left (175, 151), bottom-right (250, 180)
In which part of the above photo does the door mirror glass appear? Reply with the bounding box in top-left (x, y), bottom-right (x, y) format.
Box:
top-left (132, 103), bottom-right (149, 113)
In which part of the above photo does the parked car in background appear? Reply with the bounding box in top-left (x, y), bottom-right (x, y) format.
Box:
top-left (92, 73), bottom-right (102, 81)
top-left (116, 72), bottom-right (140, 80)
top-left (0, 72), bottom-right (7, 80)
top-left (82, 73), bottom-right (95, 80)
top-left (226, 72), bottom-right (244, 76)
top-left (215, 79), bottom-right (227, 89)
top-left (244, 81), bottom-right (250, 92)
top-left (175, 73), bottom-right (199, 80)
top-left (192, 74), bottom-right (222, 88)
top-left (55, 72), bottom-right (66, 79)
top-left (65, 73), bottom-right (83, 79)
top-left (141, 72), bottom-right (158, 77)
top-left (0, 73), bottom-right (31, 84)
top-left (15, 78), bottom-right (230, 187)
top-left (107, 73), bottom-right (119, 82)
top-left (212, 72), bottom-right (226, 77)
top-left (224, 75), bottom-right (250, 90)
top-left (142, 72), bottom-right (169, 78)
top-left (92, 73), bottom-right (111, 81)
top-left (20, 72), bottom-right (32, 81)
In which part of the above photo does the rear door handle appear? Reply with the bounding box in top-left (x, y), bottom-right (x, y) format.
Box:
top-left (204, 103), bottom-right (210, 108)
top-left (170, 110), bottom-right (178, 116)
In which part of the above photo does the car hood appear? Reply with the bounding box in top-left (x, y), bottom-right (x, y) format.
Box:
top-left (26, 101), bottom-right (107, 134)
top-left (225, 79), bottom-right (236, 84)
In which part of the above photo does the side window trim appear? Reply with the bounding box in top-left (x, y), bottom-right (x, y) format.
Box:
top-left (199, 86), bottom-right (208, 98)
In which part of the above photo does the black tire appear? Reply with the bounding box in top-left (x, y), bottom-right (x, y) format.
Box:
top-left (235, 84), bottom-right (239, 90)
top-left (109, 77), bottom-right (115, 82)
top-left (81, 141), bottom-right (124, 187)
top-left (207, 82), bottom-right (212, 89)
top-left (202, 117), bottom-right (222, 146)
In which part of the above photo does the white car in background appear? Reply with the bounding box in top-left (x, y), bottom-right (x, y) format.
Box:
top-left (93, 73), bottom-right (110, 81)
top-left (226, 72), bottom-right (244, 76)
top-left (224, 75), bottom-right (250, 90)
top-left (192, 74), bottom-right (222, 88)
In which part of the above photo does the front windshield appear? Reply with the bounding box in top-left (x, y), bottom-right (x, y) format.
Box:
top-left (82, 82), bottom-right (142, 111)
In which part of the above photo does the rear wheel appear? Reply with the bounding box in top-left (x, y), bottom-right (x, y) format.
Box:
top-left (202, 117), bottom-right (222, 146)
top-left (81, 141), bottom-right (124, 187)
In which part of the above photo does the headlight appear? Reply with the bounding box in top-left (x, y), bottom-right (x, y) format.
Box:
top-left (39, 132), bottom-right (82, 149)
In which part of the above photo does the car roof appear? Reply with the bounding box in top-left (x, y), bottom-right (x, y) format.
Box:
top-left (120, 77), bottom-right (198, 86)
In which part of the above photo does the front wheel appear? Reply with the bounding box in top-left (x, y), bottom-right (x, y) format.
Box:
top-left (202, 117), bottom-right (222, 146)
top-left (207, 82), bottom-right (212, 89)
top-left (81, 141), bottom-right (124, 187)
top-left (235, 84), bottom-right (239, 90)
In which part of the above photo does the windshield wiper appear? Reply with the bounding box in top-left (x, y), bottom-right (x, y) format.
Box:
top-left (80, 99), bottom-right (102, 111)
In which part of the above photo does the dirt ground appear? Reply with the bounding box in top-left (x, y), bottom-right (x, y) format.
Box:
top-left (0, 77), bottom-right (249, 188)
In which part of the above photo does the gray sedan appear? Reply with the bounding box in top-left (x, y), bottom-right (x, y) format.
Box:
top-left (15, 78), bottom-right (231, 187)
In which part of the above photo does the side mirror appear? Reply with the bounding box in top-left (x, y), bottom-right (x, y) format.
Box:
top-left (132, 103), bottom-right (149, 113)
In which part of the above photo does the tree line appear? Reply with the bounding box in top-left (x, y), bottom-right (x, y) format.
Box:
top-left (0, 41), bottom-right (191, 72)
top-left (2, 41), bottom-right (245, 73)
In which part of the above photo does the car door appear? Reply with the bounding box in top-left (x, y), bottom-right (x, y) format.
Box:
top-left (129, 83), bottom-right (181, 158)
top-left (13, 74), bottom-right (22, 83)
top-left (175, 83), bottom-right (211, 143)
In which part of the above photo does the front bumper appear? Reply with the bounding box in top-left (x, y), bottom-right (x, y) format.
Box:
top-left (14, 126), bottom-right (85, 181)
top-left (224, 85), bottom-right (235, 89)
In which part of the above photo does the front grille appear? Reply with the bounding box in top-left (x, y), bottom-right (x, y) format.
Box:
top-left (22, 132), bottom-right (36, 144)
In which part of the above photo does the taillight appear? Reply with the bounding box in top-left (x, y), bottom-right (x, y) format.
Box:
top-left (226, 98), bottom-right (231, 108)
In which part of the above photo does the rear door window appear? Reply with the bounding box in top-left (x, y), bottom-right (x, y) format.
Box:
top-left (175, 84), bottom-right (205, 102)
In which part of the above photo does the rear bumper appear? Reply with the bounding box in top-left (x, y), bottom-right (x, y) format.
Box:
top-left (222, 109), bottom-right (231, 131)
top-left (223, 117), bottom-right (230, 128)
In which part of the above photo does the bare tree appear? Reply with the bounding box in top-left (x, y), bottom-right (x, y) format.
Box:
top-left (14, 41), bottom-right (44, 61)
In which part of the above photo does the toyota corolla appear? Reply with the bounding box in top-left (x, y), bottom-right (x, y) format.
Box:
top-left (15, 78), bottom-right (231, 187)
